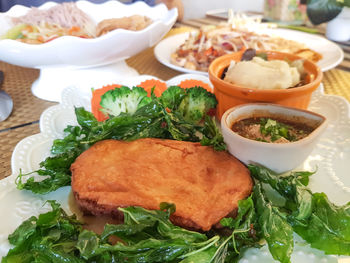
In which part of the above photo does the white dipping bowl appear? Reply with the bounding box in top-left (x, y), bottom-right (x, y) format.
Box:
top-left (221, 103), bottom-right (327, 173)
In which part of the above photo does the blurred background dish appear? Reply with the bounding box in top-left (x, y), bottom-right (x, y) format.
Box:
top-left (208, 50), bottom-right (323, 119)
top-left (154, 28), bottom-right (343, 75)
top-left (0, 1), bottom-right (177, 102)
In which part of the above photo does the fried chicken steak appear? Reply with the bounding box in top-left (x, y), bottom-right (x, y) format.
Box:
top-left (71, 138), bottom-right (253, 231)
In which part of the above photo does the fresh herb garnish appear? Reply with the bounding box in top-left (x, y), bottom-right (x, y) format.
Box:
top-left (260, 118), bottom-right (294, 142)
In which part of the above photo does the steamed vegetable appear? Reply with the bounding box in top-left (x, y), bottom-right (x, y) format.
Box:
top-left (159, 85), bottom-right (186, 111)
top-left (178, 87), bottom-right (217, 124)
top-left (2, 201), bottom-right (218, 263)
top-left (249, 165), bottom-right (350, 259)
top-left (91, 84), bottom-right (121, 121)
top-left (100, 86), bottom-right (152, 118)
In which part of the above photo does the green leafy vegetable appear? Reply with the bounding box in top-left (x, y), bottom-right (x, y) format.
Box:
top-left (253, 182), bottom-right (294, 263)
top-left (249, 165), bottom-right (350, 258)
top-left (3, 201), bottom-right (222, 263)
top-left (178, 86), bottom-right (217, 124)
top-left (159, 85), bottom-right (186, 111)
top-left (200, 115), bottom-right (227, 151)
top-left (2, 200), bottom-right (83, 263)
top-left (292, 193), bottom-right (350, 255)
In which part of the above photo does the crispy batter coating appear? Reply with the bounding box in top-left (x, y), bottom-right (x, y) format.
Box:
top-left (71, 138), bottom-right (253, 231)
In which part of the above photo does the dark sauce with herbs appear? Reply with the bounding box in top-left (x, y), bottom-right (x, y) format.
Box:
top-left (231, 117), bottom-right (315, 143)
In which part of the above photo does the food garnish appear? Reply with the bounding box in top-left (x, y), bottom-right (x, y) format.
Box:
top-left (231, 117), bottom-right (314, 143)
top-left (91, 84), bottom-right (122, 122)
top-left (99, 86), bottom-right (152, 118)
top-left (5, 166), bottom-right (350, 262)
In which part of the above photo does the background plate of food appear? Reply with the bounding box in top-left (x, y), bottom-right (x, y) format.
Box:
top-left (0, 1), bottom-right (177, 101)
top-left (0, 74), bottom-right (350, 262)
top-left (154, 24), bottom-right (344, 75)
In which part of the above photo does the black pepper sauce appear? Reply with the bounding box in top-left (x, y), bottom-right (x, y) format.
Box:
top-left (231, 117), bottom-right (315, 143)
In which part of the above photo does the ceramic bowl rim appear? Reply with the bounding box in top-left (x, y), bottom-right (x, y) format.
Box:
top-left (208, 51), bottom-right (323, 95)
top-left (221, 103), bottom-right (328, 147)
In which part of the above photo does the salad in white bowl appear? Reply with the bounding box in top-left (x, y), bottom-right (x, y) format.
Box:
top-left (0, 1), bottom-right (177, 102)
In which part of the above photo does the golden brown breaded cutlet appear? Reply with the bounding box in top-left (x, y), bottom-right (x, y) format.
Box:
top-left (71, 138), bottom-right (253, 231)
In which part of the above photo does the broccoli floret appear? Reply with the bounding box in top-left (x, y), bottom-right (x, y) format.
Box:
top-left (100, 86), bottom-right (152, 117)
top-left (159, 85), bottom-right (186, 110)
top-left (178, 86), bottom-right (217, 124)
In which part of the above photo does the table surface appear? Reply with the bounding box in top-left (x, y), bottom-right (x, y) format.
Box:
top-left (1, 17), bottom-right (350, 180)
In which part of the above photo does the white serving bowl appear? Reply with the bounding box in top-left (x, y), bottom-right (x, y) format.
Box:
top-left (0, 1), bottom-right (177, 101)
top-left (221, 103), bottom-right (327, 173)
top-left (0, 1), bottom-right (177, 68)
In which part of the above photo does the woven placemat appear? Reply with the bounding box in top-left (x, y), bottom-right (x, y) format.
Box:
top-left (0, 62), bottom-right (57, 131)
top-left (323, 69), bottom-right (350, 102)
top-left (0, 123), bottom-right (40, 180)
top-left (126, 48), bottom-right (180, 80)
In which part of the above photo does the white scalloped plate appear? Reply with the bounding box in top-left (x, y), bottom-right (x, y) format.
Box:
top-left (1, 74), bottom-right (350, 262)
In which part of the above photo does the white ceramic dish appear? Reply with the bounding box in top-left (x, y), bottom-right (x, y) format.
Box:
top-left (0, 74), bottom-right (350, 262)
top-left (154, 29), bottom-right (344, 75)
top-left (221, 103), bottom-right (327, 173)
top-left (0, 1), bottom-right (177, 101)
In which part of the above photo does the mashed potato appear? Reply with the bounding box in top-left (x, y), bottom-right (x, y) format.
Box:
top-left (224, 57), bottom-right (301, 90)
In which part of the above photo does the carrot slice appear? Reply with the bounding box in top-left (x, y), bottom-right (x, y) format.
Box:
top-left (91, 84), bottom-right (121, 121)
top-left (178, 79), bottom-right (213, 93)
top-left (137, 79), bottom-right (167, 97)
top-left (68, 26), bottom-right (81, 35)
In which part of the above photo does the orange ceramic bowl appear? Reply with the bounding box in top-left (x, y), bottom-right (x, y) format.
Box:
top-left (208, 50), bottom-right (323, 120)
